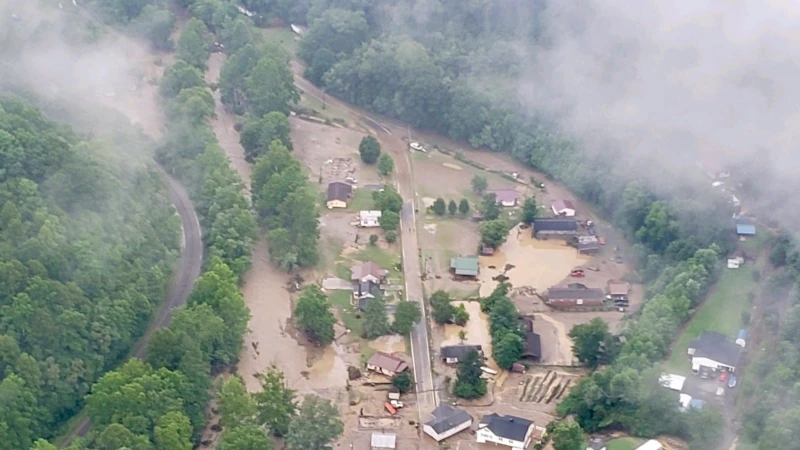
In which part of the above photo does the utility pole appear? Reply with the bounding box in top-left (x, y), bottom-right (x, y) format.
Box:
top-left (322, 88), bottom-right (326, 110)
top-left (407, 125), bottom-right (412, 143)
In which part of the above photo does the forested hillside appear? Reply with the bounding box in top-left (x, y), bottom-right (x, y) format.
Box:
top-left (0, 96), bottom-right (181, 448)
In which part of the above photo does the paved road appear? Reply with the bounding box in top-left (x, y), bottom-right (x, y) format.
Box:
top-left (292, 68), bottom-right (438, 417)
top-left (60, 171), bottom-right (203, 447)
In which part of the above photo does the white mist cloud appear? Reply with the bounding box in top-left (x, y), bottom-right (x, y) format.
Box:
top-left (521, 0), bottom-right (800, 180)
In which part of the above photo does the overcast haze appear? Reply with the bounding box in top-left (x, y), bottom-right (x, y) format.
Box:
top-left (519, 0), bottom-right (800, 193)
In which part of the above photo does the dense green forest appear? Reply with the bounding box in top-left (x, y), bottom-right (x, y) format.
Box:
top-left (40, 1), bottom-right (328, 448)
top-left (0, 95), bottom-right (180, 448)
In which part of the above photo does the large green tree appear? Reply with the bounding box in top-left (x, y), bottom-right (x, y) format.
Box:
top-left (362, 296), bottom-right (391, 339)
top-left (479, 219), bottom-right (510, 247)
top-left (176, 18), bottom-right (211, 70)
top-left (293, 286), bottom-right (336, 346)
top-left (359, 136), bottom-right (381, 164)
top-left (239, 112), bottom-right (293, 161)
top-left (430, 290), bottom-right (456, 324)
top-left (568, 318), bottom-right (618, 369)
top-left (392, 301), bottom-right (421, 335)
top-left (452, 349), bottom-right (486, 399)
top-left (284, 395), bottom-right (343, 450)
top-left (253, 366), bottom-right (296, 437)
top-left (551, 421), bottom-right (585, 450)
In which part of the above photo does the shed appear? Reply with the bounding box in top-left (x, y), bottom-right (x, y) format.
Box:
top-left (736, 329), bottom-right (747, 348)
top-left (607, 281), bottom-right (631, 298)
top-left (736, 223), bottom-right (756, 236)
top-left (450, 256), bottom-right (479, 277)
top-left (371, 432), bottom-right (397, 450)
top-left (551, 199), bottom-right (576, 217)
top-left (577, 241), bottom-right (601, 254)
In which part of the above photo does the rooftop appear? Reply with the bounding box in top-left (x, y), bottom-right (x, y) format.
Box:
top-left (690, 331), bottom-right (741, 367)
top-left (327, 181), bottom-right (352, 202)
top-left (736, 223), bottom-right (756, 235)
top-left (552, 199), bottom-right (576, 211)
top-left (441, 345), bottom-right (483, 360)
top-left (489, 189), bottom-right (520, 203)
top-left (367, 352), bottom-right (408, 373)
top-left (371, 432), bottom-right (397, 449)
top-left (351, 261), bottom-right (388, 281)
top-left (479, 413), bottom-right (533, 442)
top-left (533, 218), bottom-right (578, 232)
top-left (450, 256), bottom-right (479, 276)
top-left (607, 281), bottom-right (631, 296)
top-left (547, 286), bottom-right (605, 300)
top-left (426, 404), bottom-right (472, 434)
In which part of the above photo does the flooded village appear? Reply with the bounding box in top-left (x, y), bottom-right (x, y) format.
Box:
top-left (210, 86), bottom-right (648, 448)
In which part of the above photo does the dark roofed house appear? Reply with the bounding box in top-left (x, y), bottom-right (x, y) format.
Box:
top-left (477, 413), bottom-right (535, 449)
top-left (533, 218), bottom-right (578, 238)
top-left (547, 285), bottom-right (605, 307)
top-left (689, 331), bottom-right (741, 373)
top-left (326, 182), bottom-right (352, 209)
top-left (519, 316), bottom-right (541, 360)
top-left (354, 280), bottom-right (382, 301)
top-left (423, 404), bottom-right (473, 442)
top-left (441, 345), bottom-right (483, 364)
top-left (489, 189), bottom-right (521, 207)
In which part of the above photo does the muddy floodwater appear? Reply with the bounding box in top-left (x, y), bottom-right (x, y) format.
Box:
top-left (369, 335), bottom-right (407, 354)
top-left (479, 224), bottom-right (590, 297)
top-left (441, 301), bottom-right (498, 370)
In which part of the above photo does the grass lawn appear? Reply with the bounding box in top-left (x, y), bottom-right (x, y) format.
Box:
top-left (349, 188), bottom-right (375, 211)
top-left (355, 245), bottom-right (402, 275)
top-left (328, 290), bottom-right (363, 337)
top-left (261, 27), bottom-right (299, 55)
top-left (665, 265), bottom-right (758, 374)
top-left (606, 437), bottom-right (645, 450)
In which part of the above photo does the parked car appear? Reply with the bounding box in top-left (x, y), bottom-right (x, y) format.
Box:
top-left (728, 376), bottom-right (737, 388)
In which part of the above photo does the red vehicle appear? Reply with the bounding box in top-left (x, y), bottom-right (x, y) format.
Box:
top-left (570, 269), bottom-right (585, 278)
top-left (720, 372), bottom-right (728, 382)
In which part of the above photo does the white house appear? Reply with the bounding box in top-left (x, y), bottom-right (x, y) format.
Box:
top-left (423, 404), bottom-right (472, 442)
top-left (476, 414), bottom-right (534, 450)
top-left (359, 210), bottom-right (382, 227)
top-left (688, 331), bottom-right (741, 374)
top-left (587, 438), bottom-right (607, 450)
top-left (635, 439), bottom-right (664, 450)
top-left (551, 199), bottom-right (576, 217)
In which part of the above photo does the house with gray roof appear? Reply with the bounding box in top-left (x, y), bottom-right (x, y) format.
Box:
top-left (477, 413), bottom-right (535, 449)
top-left (688, 331), bottom-right (741, 373)
top-left (440, 345), bottom-right (483, 364)
top-left (532, 218), bottom-right (578, 238)
top-left (546, 284), bottom-right (605, 307)
top-left (423, 404), bottom-right (473, 442)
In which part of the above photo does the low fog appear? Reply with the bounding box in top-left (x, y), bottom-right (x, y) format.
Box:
top-left (0, 0), bottom-right (162, 137)
top-left (521, 0), bottom-right (800, 221)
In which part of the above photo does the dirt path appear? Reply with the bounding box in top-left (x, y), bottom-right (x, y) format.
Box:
top-left (206, 53), bottom-right (251, 192)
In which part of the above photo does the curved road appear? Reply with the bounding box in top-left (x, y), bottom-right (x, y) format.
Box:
top-left (291, 64), bottom-right (438, 419)
top-left (60, 170), bottom-right (203, 447)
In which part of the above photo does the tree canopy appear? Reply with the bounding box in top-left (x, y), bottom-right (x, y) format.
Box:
top-left (452, 349), bottom-right (486, 399)
top-left (293, 285), bottom-right (336, 346)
